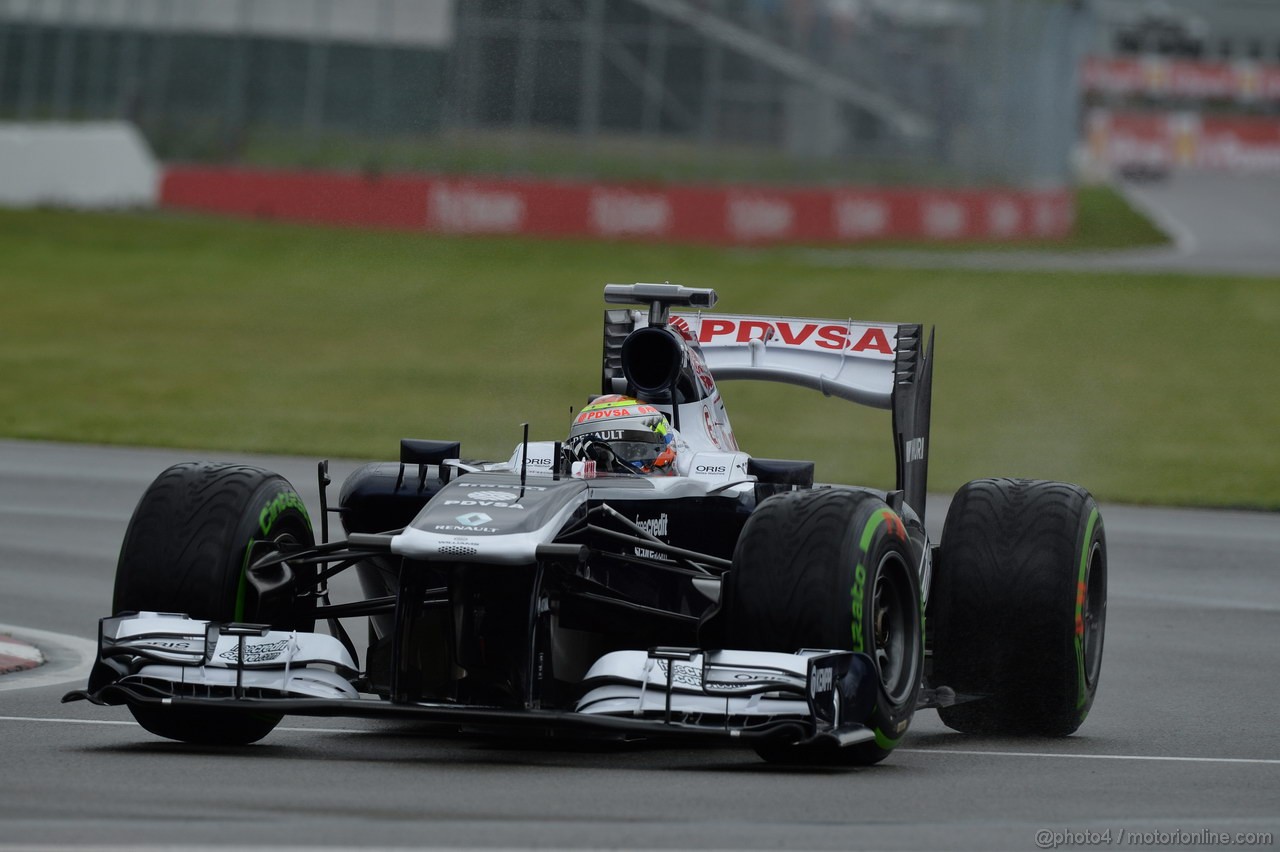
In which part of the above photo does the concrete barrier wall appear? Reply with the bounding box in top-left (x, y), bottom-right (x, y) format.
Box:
top-left (161, 167), bottom-right (1075, 244)
top-left (0, 122), bottom-right (160, 208)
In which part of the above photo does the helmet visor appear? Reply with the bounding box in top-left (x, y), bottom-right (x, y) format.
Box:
top-left (570, 429), bottom-right (666, 469)
top-left (608, 438), bottom-right (665, 467)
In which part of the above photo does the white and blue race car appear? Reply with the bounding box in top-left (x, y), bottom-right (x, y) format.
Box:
top-left (66, 284), bottom-right (1107, 765)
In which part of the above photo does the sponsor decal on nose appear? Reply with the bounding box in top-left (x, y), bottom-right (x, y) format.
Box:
top-left (467, 491), bottom-right (518, 502)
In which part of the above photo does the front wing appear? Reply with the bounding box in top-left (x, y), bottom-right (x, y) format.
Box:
top-left (64, 613), bottom-right (881, 749)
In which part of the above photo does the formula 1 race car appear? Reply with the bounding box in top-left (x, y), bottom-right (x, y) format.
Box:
top-left (65, 284), bottom-right (1108, 765)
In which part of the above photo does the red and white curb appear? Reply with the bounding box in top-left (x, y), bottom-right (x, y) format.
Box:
top-left (0, 624), bottom-right (96, 692)
top-left (0, 633), bottom-right (46, 675)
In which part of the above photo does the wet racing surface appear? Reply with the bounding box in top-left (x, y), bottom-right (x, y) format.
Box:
top-left (1, 439), bottom-right (1277, 850)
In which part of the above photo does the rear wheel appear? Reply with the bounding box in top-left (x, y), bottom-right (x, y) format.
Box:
top-left (723, 489), bottom-right (923, 765)
top-left (931, 478), bottom-right (1106, 736)
top-left (113, 462), bottom-right (316, 745)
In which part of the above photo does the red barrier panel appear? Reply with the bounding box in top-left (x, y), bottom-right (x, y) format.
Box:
top-left (161, 167), bottom-right (1074, 244)
top-left (162, 168), bottom-right (429, 229)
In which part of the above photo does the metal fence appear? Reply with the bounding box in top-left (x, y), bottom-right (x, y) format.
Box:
top-left (0, 0), bottom-right (1093, 187)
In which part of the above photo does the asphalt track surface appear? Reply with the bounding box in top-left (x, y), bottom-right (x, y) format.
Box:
top-left (1, 438), bottom-right (1278, 852)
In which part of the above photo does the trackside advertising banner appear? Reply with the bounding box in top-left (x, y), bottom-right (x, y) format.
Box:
top-left (160, 167), bottom-right (1074, 244)
top-left (1087, 109), bottom-right (1280, 172)
top-left (1082, 56), bottom-right (1280, 103)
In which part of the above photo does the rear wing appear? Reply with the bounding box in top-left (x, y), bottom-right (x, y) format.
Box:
top-left (601, 285), bottom-right (934, 521)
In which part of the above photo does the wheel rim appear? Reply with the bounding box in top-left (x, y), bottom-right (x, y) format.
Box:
top-left (871, 553), bottom-right (919, 705)
top-left (1082, 541), bottom-right (1106, 687)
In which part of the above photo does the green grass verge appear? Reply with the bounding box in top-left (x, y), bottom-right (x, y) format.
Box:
top-left (2, 207), bottom-right (1274, 509)
top-left (1069, 183), bottom-right (1170, 249)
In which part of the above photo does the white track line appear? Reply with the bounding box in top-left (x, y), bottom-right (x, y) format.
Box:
top-left (1115, 181), bottom-right (1198, 255)
top-left (2, 715), bottom-right (1277, 766)
top-left (898, 747), bottom-right (1280, 766)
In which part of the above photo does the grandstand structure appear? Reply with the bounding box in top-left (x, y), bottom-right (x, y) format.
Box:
top-left (1, 0), bottom-right (1086, 187)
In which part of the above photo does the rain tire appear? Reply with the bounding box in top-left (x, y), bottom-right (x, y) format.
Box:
top-left (931, 478), bottom-right (1107, 736)
top-left (723, 489), bottom-right (923, 766)
top-left (113, 462), bottom-right (316, 745)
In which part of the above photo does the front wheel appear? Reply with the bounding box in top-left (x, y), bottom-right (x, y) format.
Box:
top-left (722, 489), bottom-right (923, 766)
top-left (113, 462), bottom-right (316, 745)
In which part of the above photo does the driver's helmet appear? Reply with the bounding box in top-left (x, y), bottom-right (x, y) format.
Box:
top-left (567, 395), bottom-right (677, 475)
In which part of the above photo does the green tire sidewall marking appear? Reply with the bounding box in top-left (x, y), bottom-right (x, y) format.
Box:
top-left (236, 489), bottom-right (312, 622)
top-left (873, 726), bottom-right (901, 750)
top-left (852, 504), bottom-right (913, 752)
top-left (851, 506), bottom-right (898, 653)
top-left (259, 490), bottom-right (312, 537)
top-left (1074, 507), bottom-right (1100, 710)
